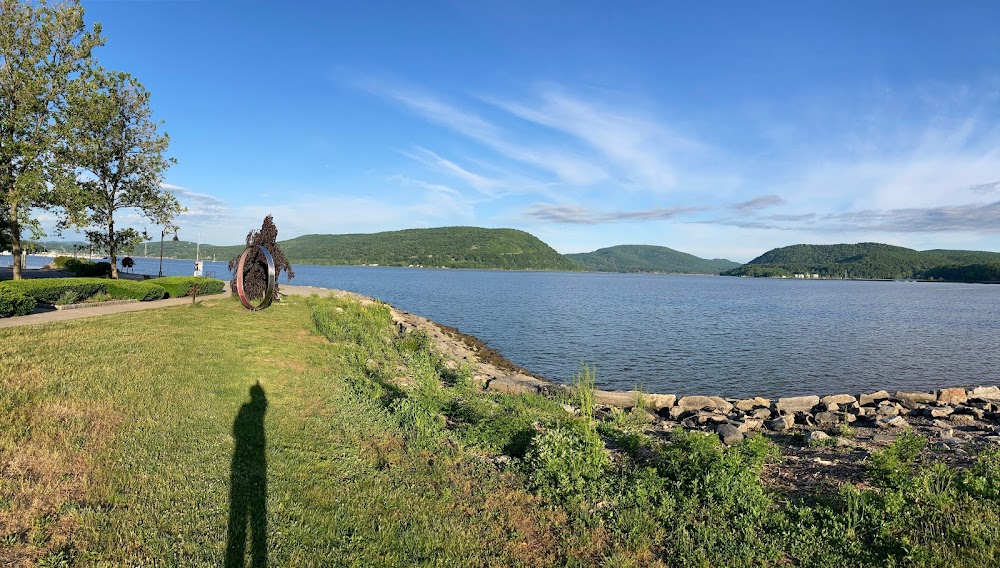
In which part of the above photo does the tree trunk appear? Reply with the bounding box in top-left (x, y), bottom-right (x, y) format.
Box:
top-left (8, 202), bottom-right (23, 281)
top-left (108, 214), bottom-right (118, 279)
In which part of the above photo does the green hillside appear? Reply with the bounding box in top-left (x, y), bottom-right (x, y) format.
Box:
top-left (567, 244), bottom-right (740, 274)
top-left (724, 242), bottom-right (1000, 281)
top-left (127, 240), bottom-right (240, 261)
top-left (138, 227), bottom-right (580, 271)
top-left (19, 240), bottom-right (88, 254)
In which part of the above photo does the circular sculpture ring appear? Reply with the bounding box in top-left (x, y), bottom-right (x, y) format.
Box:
top-left (235, 245), bottom-right (276, 311)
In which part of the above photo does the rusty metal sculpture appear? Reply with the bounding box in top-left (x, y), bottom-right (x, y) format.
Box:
top-left (235, 245), bottom-right (275, 311)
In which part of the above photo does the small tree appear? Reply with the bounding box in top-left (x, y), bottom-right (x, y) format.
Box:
top-left (59, 68), bottom-right (179, 279)
top-left (1, 0), bottom-right (104, 279)
top-left (230, 215), bottom-right (294, 299)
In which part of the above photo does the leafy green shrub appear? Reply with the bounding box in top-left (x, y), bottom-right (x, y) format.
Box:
top-left (0, 278), bottom-right (165, 304)
top-left (638, 431), bottom-right (781, 564)
top-left (524, 419), bottom-right (609, 502)
top-left (394, 330), bottom-right (431, 358)
top-left (446, 393), bottom-right (555, 457)
top-left (0, 288), bottom-right (36, 317)
top-left (51, 256), bottom-right (73, 269)
top-left (868, 431), bottom-right (926, 488)
top-left (148, 276), bottom-right (225, 298)
top-left (55, 290), bottom-right (79, 306)
top-left (59, 258), bottom-right (112, 277)
top-left (656, 430), bottom-right (778, 517)
top-left (961, 448), bottom-right (1000, 502)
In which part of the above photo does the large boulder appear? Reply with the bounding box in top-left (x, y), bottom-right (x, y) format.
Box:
top-left (971, 386), bottom-right (1000, 400)
top-left (815, 411), bottom-right (854, 426)
top-left (924, 406), bottom-right (955, 419)
top-left (859, 390), bottom-right (890, 406)
top-left (878, 415), bottom-right (909, 429)
top-left (594, 389), bottom-right (644, 408)
top-left (734, 396), bottom-right (772, 412)
top-left (937, 387), bottom-right (968, 405)
top-left (487, 376), bottom-right (542, 395)
top-left (894, 391), bottom-right (936, 409)
top-left (676, 395), bottom-right (733, 413)
top-left (766, 414), bottom-right (795, 432)
top-left (733, 418), bottom-right (764, 433)
top-left (775, 395), bottom-right (819, 415)
top-left (646, 393), bottom-right (677, 410)
top-left (716, 423), bottom-right (744, 445)
top-left (821, 394), bottom-right (857, 406)
top-left (876, 401), bottom-right (901, 417)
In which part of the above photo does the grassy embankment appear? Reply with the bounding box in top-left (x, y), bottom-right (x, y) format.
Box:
top-left (3, 295), bottom-right (1000, 566)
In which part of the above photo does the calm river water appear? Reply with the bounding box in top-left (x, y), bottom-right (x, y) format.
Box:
top-left (12, 254), bottom-right (1000, 398)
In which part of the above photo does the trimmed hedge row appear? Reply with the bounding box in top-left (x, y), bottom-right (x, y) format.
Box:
top-left (104, 281), bottom-right (168, 301)
top-left (0, 288), bottom-right (36, 318)
top-left (149, 276), bottom-right (226, 298)
top-left (0, 278), bottom-right (167, 304)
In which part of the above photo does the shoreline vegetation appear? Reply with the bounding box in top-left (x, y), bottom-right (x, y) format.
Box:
top-left (3, 286), bottom-right (1000, 565)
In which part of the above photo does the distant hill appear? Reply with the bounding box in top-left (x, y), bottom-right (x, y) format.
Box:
top-left (567, 245), bottom-right (740, 274)
top-left (127, 240), bottom-right (240, 261)
top-left (21, 240), bottom-right (88, 253)
top-left (137, 227), bottom-right (580, 271)
top-left (724, 242), bottom-right (1000, 281)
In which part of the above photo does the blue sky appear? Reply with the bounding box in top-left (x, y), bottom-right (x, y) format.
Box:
top-left (49, 0), bottom-right (1000, 262)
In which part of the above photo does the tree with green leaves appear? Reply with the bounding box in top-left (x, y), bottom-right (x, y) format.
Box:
top-left (1, 0), bottom-right (103, 279)
top-left (59, 68), bottom-right (179, 278)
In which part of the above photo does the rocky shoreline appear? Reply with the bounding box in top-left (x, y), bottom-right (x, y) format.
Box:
top-left (387, 294), bottom-right (1000, 452)
top-left (285, 285), bottom-right (1000, 477)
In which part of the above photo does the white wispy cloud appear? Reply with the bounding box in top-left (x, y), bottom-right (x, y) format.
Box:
top-left (359, 80), bottom-right (608, 186)
top-left (484, 87), bottom-right (706, 191)
top-left (526, 203), bottom-right (707, 224)
top-left (388, 174), bottom-right (462, 197)
top-left (704, 200), bottom-right (1000, 234)
top-left (732, 195), bottom-right (785, 211)
top-left (969, 180), bottom-right (1000, 194)
top-left (161, 183), bottom-right (231, 224)
top-left (399, 147), bottom-right (504, 197)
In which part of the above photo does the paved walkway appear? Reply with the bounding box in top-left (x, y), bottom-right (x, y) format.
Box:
top-left (0, 291), bottom-right (232, 329)
top-left (0, 281), bottom-right (342, 329)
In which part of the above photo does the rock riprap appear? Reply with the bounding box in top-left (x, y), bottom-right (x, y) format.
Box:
top-left (639, 387), bottom-right (1000, 446)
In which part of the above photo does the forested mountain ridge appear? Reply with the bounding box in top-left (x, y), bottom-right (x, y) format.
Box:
top-left (724, 242), bottom-right (1000, 281)
top-left (567, 245), bottom-right (740, 274)
top-left (133, 226), bottom-right (581, 271)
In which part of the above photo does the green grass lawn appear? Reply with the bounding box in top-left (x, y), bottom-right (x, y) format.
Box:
top-left (0, 296), bottom-right (568, 566)
top-left (3, 294), bottom-right (1000, 567)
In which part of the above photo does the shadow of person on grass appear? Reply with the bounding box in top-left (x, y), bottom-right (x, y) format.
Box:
top-left (225, 382), bottom-right (268, 567)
